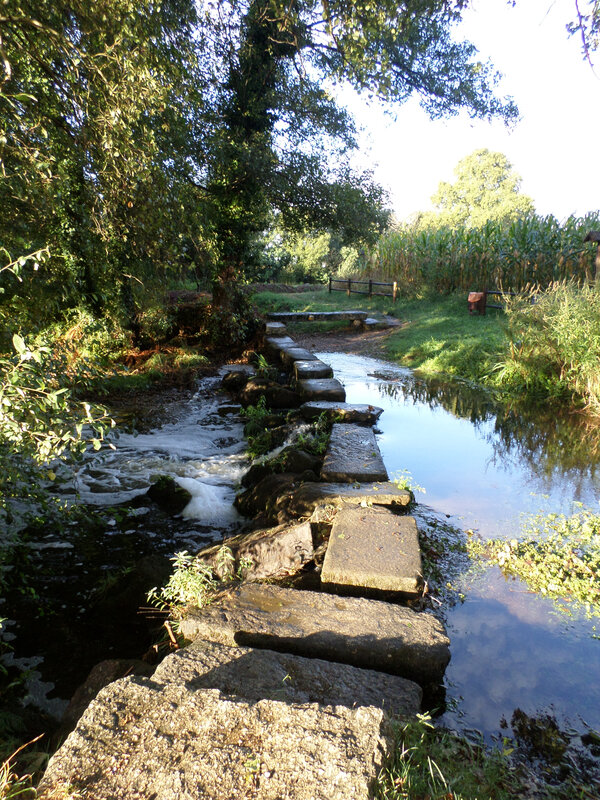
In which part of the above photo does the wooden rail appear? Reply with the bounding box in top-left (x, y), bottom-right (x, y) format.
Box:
top-left (468, 288), bottom-right (518, 315)
top-left (328, 276), bottom-right (398, 303)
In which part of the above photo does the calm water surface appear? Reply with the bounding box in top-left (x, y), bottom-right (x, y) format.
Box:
top-left (317, 351), bottom-right (600, 743)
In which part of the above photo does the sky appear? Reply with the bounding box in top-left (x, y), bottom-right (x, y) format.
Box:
top-left (342, 0), bottom-right (600, 223)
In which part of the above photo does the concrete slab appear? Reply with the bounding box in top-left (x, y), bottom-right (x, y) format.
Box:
top-left (152, 639), bottom-right (422, 716)
top-left (321, 507), bottom-right (423, 596)
top-left (180, 584), bottom-right (450, 687)
top-left (299, 401), bottom-right (383, 425)
top-left (298, 378), bottom-right (346, 402)
top-left (263, 335), bottom-right (296, 359)
top-left (294, 360), bottom-right (334, 380)
top-left (321, 423), bottom-right (388, 482)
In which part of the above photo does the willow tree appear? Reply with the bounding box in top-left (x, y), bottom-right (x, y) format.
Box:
top-left (0, 0), bottom-right (205, 330)
top-left (198, 0), bottom-right (518, 303)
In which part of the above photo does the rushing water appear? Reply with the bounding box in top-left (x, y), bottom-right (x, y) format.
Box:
top-left (316, 351), bottom-right (600, 745)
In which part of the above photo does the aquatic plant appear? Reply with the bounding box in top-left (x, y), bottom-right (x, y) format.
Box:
top-left (468, 509), bottom-right (600, 619)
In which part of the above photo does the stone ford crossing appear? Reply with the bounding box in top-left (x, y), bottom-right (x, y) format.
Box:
top-left (39, 313), bottom-right (451, 800)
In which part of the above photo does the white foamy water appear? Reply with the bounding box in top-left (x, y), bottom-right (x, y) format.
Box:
top-left (68, 375), bottom-right (248, 524)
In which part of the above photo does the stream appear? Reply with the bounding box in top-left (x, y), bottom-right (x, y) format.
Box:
top-left (4, 354), bottom-right (600, 767)
top-left (317, 351), bottom-right (600, 750)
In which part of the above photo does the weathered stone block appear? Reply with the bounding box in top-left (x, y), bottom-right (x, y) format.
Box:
top-left (298, 378), bottom-right (346, 402)
top-left (321, 424), bottom-right (388, 482)
top-left (152, 639), bottom-right (422, 716)
top-left (275, 481), bottom-right (412, 523)
top-left (294, 360), bottom-right (334, 380)
top-left (180, 584), bottom-right (450, 686)
top-left (299, 401), bottom-right (383, 425)
top-left (280, 347), bottom-right (318, 368)
top-left (321, 507), bottom-right (423, 596)
top-left (39, 680), bottom-right (391, 800)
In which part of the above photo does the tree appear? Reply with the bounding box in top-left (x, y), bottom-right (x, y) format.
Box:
top-left (423, 149), bottom-right (535, 228)
top-left (199, 0), bottom-right (519, 304)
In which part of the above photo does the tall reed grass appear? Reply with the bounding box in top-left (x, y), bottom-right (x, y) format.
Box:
top-left (358, 213), bottom-right (600, 295)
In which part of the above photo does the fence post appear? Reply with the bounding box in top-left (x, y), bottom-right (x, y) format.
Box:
top-left (328, 275), bottom-right (332, 294)
top-left (347, 278), bottom-right (351, 297)
top-left (482, 289), bottom-right (488, 315)
top-left (392, 281), bottom-right (398, 303)
top-left (368, 279), bottom-right (372, 297)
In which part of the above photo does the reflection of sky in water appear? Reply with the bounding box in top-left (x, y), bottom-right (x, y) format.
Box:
top-left (317, 352), bottom-right (600, 539)
top-left (317, 352), bottom-right (600, 740)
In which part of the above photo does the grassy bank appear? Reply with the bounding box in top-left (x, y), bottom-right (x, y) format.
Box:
top-left (252, 287), bottom-right (508, 386)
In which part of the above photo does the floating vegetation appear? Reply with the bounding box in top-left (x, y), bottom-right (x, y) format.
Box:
top-left (468, 509), bottom-right (600, 619)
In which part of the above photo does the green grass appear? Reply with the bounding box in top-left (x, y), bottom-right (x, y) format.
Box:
top-left (253, 288), bottom-right (509, 386)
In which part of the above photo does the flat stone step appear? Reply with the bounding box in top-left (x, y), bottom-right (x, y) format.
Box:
top-left (299, 401), bottom-right (383, 425)
top-left (321, 507), bottom-right (423, 597)
top-left (263, 335), bottom-right (296, 359)
top-left (153, 639), bottom-right (422, 717)
top-left (321, 423), bottom-right (388, 482)
top-left (180, 584), bottom-right (450, 687)
top-left (267, 310), bottom-right (368, 322)
top-left (39, 680), bottom-right (390, 800)
top-left (277, 481), bottom-right (412, 522)
top-left (294, 360), bottom-right (334, 380)
top-left (298, 378), bottom-right (346, 402)
top-left (264, 320), bottom-right (287, 336)
top-left (279, 347), bottom-right (318, 368)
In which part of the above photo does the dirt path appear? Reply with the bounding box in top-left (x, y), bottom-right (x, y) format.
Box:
top-left (290, 325), bottom-right (403, 360)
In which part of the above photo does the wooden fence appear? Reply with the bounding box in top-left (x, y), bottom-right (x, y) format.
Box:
top-left (329, 276), bottom-right (398, 303)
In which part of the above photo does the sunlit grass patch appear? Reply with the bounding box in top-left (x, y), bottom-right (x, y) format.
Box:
top-left (467, 509), bottom-right (600, 619)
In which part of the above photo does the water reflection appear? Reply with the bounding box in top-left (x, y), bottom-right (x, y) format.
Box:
top-left (374, 369), bottom-right (600, 494)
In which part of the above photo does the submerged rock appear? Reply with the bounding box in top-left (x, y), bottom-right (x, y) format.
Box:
top-left (145, 475), bottom-right (192, 515)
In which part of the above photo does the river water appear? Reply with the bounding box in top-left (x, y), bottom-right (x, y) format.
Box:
top-left (317, 351), bottom-right (600, 747)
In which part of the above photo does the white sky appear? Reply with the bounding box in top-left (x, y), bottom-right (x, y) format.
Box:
top-left (342, 0), bottom-right (600, 223)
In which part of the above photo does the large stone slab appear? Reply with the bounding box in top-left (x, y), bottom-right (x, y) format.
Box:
top-left (298, 378), bottom-right (346, 402)
top-left (264, 320), bottom-right (287, 336)
top-left (294, 360), bottom-right (333, 380)
top-left (267, 310), bottom-right (368, 322)
top-left (321, 507), bottom-right (423, 597)
top-left (280, 347), bottom-right (318, 368)
top-left (299, 401), bottom-right (383, 425)
top-left (276, 481), bottom-right (412, 523)
top-left (321, 423), bottom-right (388, 482)
top-left (39, 679), bottom-right (391, 800)
top-left (263, 335), bottom-right (296, 359)
top-left (152, 639), bottom-right (422, 716)
top-left (180, 584), bottom-right (450, 686)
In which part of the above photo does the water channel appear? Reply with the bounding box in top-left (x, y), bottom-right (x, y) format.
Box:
top-left (9, 355), bottom-right (600, 760)
top-left (317, 351), bottom-right (600, 747)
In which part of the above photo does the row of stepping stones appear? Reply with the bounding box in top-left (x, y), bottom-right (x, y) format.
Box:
top-left (38, 318), bottom-right (450, 800)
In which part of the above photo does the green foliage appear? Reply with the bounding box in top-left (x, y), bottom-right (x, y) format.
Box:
top-left (375, 713), bottom-right (523, 800)
top-left (468, 509), bottom-right (600, 619)
top-left (493, 282), bottom-right (600, 410)
top-left (367, 213), bottom-right (599, 296)
top-left (147, 550), bottom-right (218, 611)
top-left (422, 149), bottom-right (535, 229)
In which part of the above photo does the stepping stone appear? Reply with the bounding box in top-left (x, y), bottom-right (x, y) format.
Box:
top-left (263, 335), bottom-right (296, 359)
top-left (39, 680), bottom-right (391, 800)
top-left (152, 639), bottom-right (422, 716)
top-left (321, 423), bottom-right (388, 482)
top-left (278, 481), bottom-right (412, 522)
top-left (267, 310), bottom-right (368, 322)
top-left (299, 401), bottom-right (383, 425)
top-left (321, 507), bottom-right (423, 597)
top-left (279, 347), bottom-right (318, 368)
top-left (298, 378), bottom-right (346, 402)
top-left (264, 320), bottom-right (287, 336)
top-left (294, 360), bottom-right (333, 380)
top-left (180, 584), bottom-right (450, 687)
